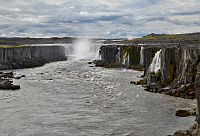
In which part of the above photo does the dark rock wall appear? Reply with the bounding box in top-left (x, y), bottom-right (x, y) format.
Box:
top-left (195, 64), bottom-right (200, 115)
top-left (0, 46), bottom-right (66, 70)
top-left (120, 46), bottom-right (141, 67)
top-left (98, 45), bottom-right (200, 90)
top-left (158, 46), bottom-right (200, 86)
top-left (100, 45), bottom-right (120, 64)
top-left (99, 45), bottom-right (145, 68)
top-left (98, 44), bottom-right (200, 99)
top-left (143, 45), bottom-right (200, 99)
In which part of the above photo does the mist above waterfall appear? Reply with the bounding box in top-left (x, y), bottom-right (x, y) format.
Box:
top-left (149, 49), bottom-right (162, 73)
top-left (73, 39), bottom-right (101, 59)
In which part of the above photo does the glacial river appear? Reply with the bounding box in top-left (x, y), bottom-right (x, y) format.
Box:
top-left (0, 42), bottom-right (196, 136)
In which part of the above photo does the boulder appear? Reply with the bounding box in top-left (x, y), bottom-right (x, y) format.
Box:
top-left (175, 110), bottom-right (191, 117)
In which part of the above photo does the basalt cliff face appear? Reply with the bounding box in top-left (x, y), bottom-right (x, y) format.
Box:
top-left (97, 45), bottom-right (144, 70)
top-left (96, 44), bottom-right (200, 99)
top-left (145, 46), bottom-right (200, 99)
top-left (0, 45), bottom-right (66, 70)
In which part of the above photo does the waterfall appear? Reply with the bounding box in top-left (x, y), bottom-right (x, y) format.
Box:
top-left (127, 53), bottom-right (130, 66)
top-left (182, 49), bottom-right (188, 77)
top-left (122, 52), bottom-right (128, 66)
top-left (64, 43), bottom-right (74, 56)
top-left (116, 47), bottom-right (121, 63)
top-left (72, 39), bottom-right (101, 59)
top-left (140, 46), bottom-right (144, 66)
top-left (181, 49), bottom-right (191, 81)
top-left (149, 49), bottom-right (162, 73)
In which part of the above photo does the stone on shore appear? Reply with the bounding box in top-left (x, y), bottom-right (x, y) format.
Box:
top-left (0, 72), bottom-right (20, 90)
top-left (175, 110), bottom-right (191, 117)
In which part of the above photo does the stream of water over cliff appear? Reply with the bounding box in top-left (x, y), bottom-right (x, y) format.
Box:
top-left (149, 49), bottom-right (162, 73)
top-left (0, 41), bottom-right (196, 136)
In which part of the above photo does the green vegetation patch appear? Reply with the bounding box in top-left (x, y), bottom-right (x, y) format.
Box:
top-left (0, 45), bottom-right (27, 48)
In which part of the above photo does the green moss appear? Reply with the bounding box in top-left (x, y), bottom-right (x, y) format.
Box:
top-left (159, 80), bottom-right (167, 87)
top-left (131, 66), bottom-right (144, 71)
top-left (126, 33), bottom-right (200, 44)
top-left (104, 63), bottom-right (121, 68)
top-left (185, 72), bottom-right (197, 77)
top-left (168, 64), bottom-right (174, 82)
top-left (0, 45), bottom-right (26, 48)
top-left (121, 46), bottom-right (141, 67)
top-left (135, 79), bottom-right (147, 85)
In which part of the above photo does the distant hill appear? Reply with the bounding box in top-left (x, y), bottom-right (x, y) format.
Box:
top-left (0, 37), bottom-right (75, 45)
top-left (128, 32), bottom-right (200, 44)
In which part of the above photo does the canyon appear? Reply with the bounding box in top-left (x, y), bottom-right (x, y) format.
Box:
top-left (1, 34), bottom-right (200, 135)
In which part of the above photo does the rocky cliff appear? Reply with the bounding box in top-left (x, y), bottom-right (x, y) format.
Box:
top-left (144, 45), bottom-right (200, 99)
top-left (96, 45), bottom-right (144, 70)
top-left (96, 44), bottom-right (200, 99)
top-left (0, 45), bottom-right (66, 70)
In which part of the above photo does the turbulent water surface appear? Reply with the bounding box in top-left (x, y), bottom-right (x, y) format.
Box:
top-left (0, 42), bottom-right (196, 136)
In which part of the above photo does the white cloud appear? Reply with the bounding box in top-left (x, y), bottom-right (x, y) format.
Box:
top-left (0, 0), bottom-right (200, 37)
top-left (43, 0), bottom-right (65, 5)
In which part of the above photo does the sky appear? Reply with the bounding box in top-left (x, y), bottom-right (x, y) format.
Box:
top-left (0, 0), bottom-right (200, 38)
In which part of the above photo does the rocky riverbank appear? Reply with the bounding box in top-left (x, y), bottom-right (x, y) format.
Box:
top-left (170, 124), bottom-right (200, 136)
top-left (0, 72), bottom-right (21, 90)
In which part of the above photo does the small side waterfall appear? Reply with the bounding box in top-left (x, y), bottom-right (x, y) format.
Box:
top-left (64, 44), bottom-right (74, 56)
top-left (149, 49), bottom-right (162, 73)
top-left (127, 53), bottom-right (130, 66)
top-left (116, 47), bottom-right (121, 63)
top-left (122, 52), bottom-right (128, 66)
top-left (181, 48), bottom-right (191, 81)
top-left (140, 46), bottom-right (144, 66)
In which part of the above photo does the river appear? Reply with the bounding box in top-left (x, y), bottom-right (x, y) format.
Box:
top-left (0, 41), bottom-right (196, 136)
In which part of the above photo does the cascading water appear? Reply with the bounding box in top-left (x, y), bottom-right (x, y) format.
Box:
top-left (116, 47), bottom-right (121, 63)
top-left (72, 39), bottom-right (101, 59)
top-left (122, 52), bottom-right (128, 66)
top-left (64, 43), bottom-right (74, 56)
top-left (127, 53), bottom-right (130, 66)
top-left (181, 48), bottom-right (191, 82)
top-left (149, 49), bottom-right (162, 73)
top-left (140, 46), bottom-right (144, 66)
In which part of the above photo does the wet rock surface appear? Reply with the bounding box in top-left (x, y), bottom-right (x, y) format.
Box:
top-left (175, 109), bottom-right (196, 117)
top-left (171, 124), bottom-right (200, 136)
top-left (94, 45), bottom-right (145, 70)
top-left (0, 72), bottom-right (20, 90)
